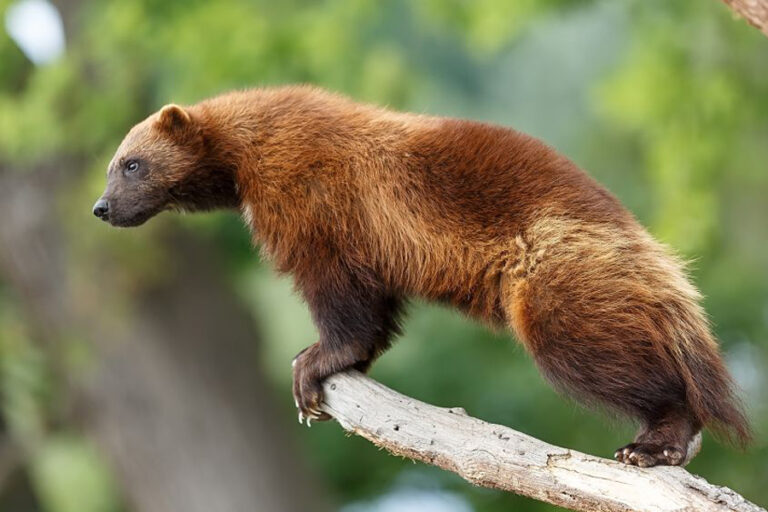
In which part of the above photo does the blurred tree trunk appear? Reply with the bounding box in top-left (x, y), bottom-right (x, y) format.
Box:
top-left (0, 0), bottom-right (329, 507)
top-left (0, 166), bottom-right (329, 512)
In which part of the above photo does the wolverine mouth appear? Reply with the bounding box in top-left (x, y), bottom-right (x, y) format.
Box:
top-left (107, 208), bottom-right (158, 228)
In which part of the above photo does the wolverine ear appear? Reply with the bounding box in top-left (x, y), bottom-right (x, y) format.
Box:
top-left (156, 104), bottom-right (193, 134)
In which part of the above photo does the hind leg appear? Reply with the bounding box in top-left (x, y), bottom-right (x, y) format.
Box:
top-left (519, 331), bottom-right (702, 467)
top-left (614, 408), bottom-right (702, 467)
top-left (506, 277), bottom-right (704, 467)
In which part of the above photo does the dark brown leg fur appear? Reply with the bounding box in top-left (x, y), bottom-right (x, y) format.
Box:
top-left (614, 407), bottom-right (702, 467)
top-left (292, 263), bottom-right (403, 422)
top-left (527, 338), bottom-right (703, 467)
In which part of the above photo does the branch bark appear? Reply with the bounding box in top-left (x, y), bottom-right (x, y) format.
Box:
top-left (321, 371), bottom-right (765, 512)
top-left (720, 0), bottom-right (768, 36)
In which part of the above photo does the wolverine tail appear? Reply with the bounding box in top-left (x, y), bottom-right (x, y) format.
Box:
top-left (652, 239), bottom-right (751, 446)
top-left (675, 327), bottom-right (751, 446)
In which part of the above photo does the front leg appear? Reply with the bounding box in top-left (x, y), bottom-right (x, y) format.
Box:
top-left (292, 266), bottom-right (403, 424)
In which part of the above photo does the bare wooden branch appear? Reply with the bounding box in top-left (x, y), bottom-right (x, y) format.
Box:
top-left (321, 371), bottom-right (764, 512)
top-left (721, 0), bottom-right (768, 36)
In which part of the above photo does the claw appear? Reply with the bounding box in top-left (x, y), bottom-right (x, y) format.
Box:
top-left (307, 418), bottom-right (312, 428)
top-left (298, 411), bottom-right (304, 425)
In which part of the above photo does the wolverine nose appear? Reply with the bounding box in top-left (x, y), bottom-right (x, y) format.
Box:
top-left (93, 198), bottom-right (109, 219)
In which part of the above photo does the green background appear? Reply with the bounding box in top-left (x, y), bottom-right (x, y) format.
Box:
top-left (0, 0), bottom-right (766, 510)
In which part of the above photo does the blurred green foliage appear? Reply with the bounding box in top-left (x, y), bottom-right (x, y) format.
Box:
top-left (1, 0), bottom-right (767, 511)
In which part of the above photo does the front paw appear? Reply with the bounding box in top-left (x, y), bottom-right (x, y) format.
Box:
top-left (292, 344), bottom-right (333, 425)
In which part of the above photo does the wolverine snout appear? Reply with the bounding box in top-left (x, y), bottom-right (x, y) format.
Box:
top-left (93, 198), bottom-right (109, 220)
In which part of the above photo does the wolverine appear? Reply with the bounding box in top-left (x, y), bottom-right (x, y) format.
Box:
top-left (94, 85), bottom-right (749, 467)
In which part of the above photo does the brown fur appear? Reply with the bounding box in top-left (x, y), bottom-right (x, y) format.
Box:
top-left (96, 85), bottom-right (750, 466)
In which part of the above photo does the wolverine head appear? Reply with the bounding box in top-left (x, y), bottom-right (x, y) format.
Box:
top-left (93, 104), bottom-right (238, 227)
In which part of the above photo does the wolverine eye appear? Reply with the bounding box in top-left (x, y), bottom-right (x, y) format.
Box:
top-left (125, 160), bottom-right (140, 173)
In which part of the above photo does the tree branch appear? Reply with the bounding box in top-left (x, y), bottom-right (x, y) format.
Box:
top-left (720, 0), bottom-right (768, 36)
top-left (321, 371), bottom-right (764, 512)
